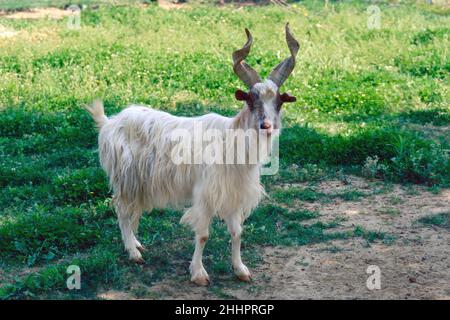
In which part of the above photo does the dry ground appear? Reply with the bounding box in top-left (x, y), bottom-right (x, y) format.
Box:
top-left (0, 7), bottom-right (75, 19)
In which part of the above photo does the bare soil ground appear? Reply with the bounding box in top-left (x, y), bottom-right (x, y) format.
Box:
top-left (0, 8), bottom-right (74, 19)
top-left (98, 177), bottom-right (450, 300)
top-left (157, 0), bottom-right (186, 10)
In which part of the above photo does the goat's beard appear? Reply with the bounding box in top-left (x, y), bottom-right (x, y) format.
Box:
top-left (254, 129), bottom-right (279, 164)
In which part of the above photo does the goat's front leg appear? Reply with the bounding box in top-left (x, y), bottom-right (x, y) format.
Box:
top-left (190, 234), bottom-right (210, 286)
top-left (226, 215), bottom-right (252, 282)
top-left (188, 212), bottom-right (212, 286)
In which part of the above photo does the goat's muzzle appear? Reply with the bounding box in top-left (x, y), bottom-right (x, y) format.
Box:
top-left (260, 119), bottom-right (273, 134)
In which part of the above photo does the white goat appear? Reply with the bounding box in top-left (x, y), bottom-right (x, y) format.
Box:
top-left (85, 24), bottom-right (299, 285)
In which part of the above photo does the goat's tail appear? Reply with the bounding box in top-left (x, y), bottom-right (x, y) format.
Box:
top-left (84, 100), bottom-right (108, 129)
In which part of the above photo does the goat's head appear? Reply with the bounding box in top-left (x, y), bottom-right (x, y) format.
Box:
top-left (233, 23), bottom-right (299, 134)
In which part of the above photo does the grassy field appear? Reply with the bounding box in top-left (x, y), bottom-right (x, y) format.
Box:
top-left (0, 1), bottom-right (449, 299)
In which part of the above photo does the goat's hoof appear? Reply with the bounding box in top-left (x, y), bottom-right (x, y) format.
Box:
top-left (234, 265), bottom-right (252, 282)
top-left (191, 267), bottom-right (210, 286)
top-left (192, 275), bottom-right (210, 286)
top-left (237, 273), bottom-right (252, 282)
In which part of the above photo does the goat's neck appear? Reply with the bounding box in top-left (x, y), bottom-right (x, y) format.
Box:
top-left (227, 107), bottom-right (274, 167)
top-left (230, 107), bottom-right (251, 131)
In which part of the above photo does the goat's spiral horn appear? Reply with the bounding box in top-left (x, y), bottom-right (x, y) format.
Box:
top-left (232, 28), bottom-right (262, 88)
top-left (268, 23), bottom-right (300, 87)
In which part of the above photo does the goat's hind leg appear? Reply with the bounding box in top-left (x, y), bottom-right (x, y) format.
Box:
top-left (115, 198), bottom-right (144, 264)
top-left (131, 207), bottom-right (147, 253)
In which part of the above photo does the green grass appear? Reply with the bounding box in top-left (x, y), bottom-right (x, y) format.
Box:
top-left (417, 212), bottom-right (450, 230)
top-left (0, 0), bottom-right (447, 299)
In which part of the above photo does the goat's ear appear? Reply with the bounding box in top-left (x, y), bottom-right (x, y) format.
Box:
top-left (280, 92), bottom-right (296, 103)
top-left (235, 89), bottom-right (250, 101)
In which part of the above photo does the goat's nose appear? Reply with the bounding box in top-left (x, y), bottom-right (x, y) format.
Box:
top-left (260, 119), bottom-right (272, 129)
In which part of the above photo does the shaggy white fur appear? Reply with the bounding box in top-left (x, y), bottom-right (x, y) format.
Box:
top-left (86, 80), bottom-right (282, 284)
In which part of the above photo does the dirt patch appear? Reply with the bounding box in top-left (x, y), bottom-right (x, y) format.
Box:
top-left (228, 236), bottom-right (449, 299)
top-left (0, 7), bottom-right (75, 20)
top-left (303, 177), bottom-right (449, 233)
top-left (98, 290), bottom-right (135, 300)
top-left (157, 0), bottom-right (186, 10)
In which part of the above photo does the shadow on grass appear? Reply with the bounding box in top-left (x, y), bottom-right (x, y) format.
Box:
top-left (336, 108), bottom-right (449, 127)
